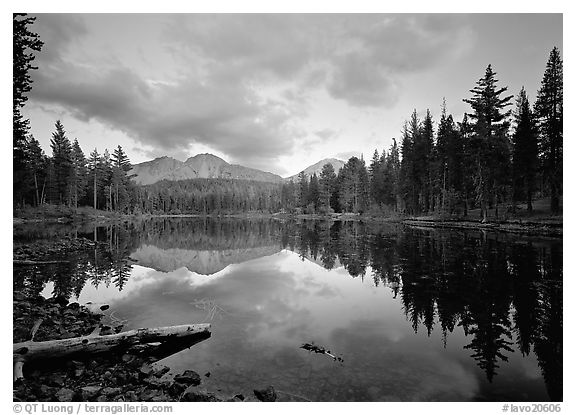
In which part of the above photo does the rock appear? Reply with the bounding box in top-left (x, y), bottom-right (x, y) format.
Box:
top-left (139, 388), bottom-right (160, 401)
top-left (233, 394), bottom-right (245, 401)
top-left (101, 387), bottom-right (122, 398)
top-left (102, 371), bottom-right (113, 381)
top-left (153, 365), bottom-right (170, 378)
top-left (39, 385), bottom-right (57, 398)
top-left (50, 374), bottom-right (66, 387)
top-left (204, 372), bottom-right (211, 378)
top-left (254, 385), bottom-right (277, 402)
top-left (181, 387), bottom-right (221, 402)
top-left (55, 388), bottom-right (75, 402)
top-left (139, 363), bottom-right (153, 376)
top-left (124, 391), bottom-right (138, 401)
top-left (167, 382), bottom-right (187, 398)
top-left (174, 370), bottom-right (201, 386)
top-left (81, 386), bottom-right (102, 401)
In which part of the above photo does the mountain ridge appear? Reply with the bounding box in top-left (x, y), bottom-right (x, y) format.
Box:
top-left (129, 153), bottom-right (347, 185)
top-left (129, 153), bottom-right (284, 185)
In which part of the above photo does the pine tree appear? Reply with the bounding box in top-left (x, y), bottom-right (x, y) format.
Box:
top-left (436, 100), bottom-right (464, 213)
top-left (387, 139), bottom-right (401, 211)
top-left (13, 14), bottom-right (43, 206)
top-left (463, 65), bottom-right (513, 221)
top-left (318, 163), bottom-right (337, 214)
top-left (308, 173), bottom-right (320, 212)
top-left (297, 171), bottom-right (308, 209)
top-left (70, 139), bottom-right (88, 209)
top-left (87, 149), bottom-right (104, 209)
top-left (25, 136), bottom-right (48, 206)
top-left (535, 47), bottom-right (563, 214)
top-left (111, 145), bottom-right (132, 212)
top-left (419, 109), bottom-right (435, 212)
top-left (512, 87), bottom-right (539, 212)
top-left (49, 120), bottom-right (73, 204)
top-left (399, 122), bottom-right (415, 214)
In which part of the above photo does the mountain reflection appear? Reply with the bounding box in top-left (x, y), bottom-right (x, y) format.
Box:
top-left (13, 218), bottom-right (562, 400)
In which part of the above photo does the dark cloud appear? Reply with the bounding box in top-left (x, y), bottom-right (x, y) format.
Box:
top-left (32, 14), bottom-right (87, 64)
top-left (28, 14), bottom-right (474, 167)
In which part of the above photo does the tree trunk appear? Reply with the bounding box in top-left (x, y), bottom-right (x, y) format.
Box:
top-left (14, 323), bottom-right (211, 381)
top-left (93, 173), bottom-right (97, 210)
top-left (34, 174), bottom-right (39, 207)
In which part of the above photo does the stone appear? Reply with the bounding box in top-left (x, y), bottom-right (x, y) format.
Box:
top-left (139, 363), bottom-right (153, 376)
top-left (80, 386), bottom-right (102, 401)
top-left (254, 385), bottom-right (277, 402)
top-left (55, 388), bottom-right (75, 402)
top-left (167, 382), bottom-right (187, 398)
top-left (181, 387), bottom-right (220, 402)
top-left (101, 387), bottom-right (122, 397)
top-left (174, 370), bottom-right (201, 386)
top-left (153, 365), bottom-right (170, 378)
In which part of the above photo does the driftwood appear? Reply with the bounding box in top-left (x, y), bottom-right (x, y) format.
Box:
top-left (13, 323), bottom-right (211, 381)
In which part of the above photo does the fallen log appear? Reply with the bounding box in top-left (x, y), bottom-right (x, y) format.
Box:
top-left (13, 323), bottom-right (211, 381)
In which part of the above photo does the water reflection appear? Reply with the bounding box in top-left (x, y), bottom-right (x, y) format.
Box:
top-left (13, 218), bottom-right (562, 401)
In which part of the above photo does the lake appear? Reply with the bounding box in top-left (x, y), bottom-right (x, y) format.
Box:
top-left (13, 218), bottom-right (563, 402)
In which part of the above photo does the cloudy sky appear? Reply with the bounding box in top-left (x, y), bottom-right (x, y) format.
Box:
top-left (23, 13), bottom-right (562, 177)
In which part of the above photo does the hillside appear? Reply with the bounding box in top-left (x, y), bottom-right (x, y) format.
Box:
top-left (130, 153), bottom-right (283, 185)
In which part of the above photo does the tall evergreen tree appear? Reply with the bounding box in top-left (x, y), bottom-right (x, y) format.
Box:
top-left (70, 139), bottom-right (88, 209)
top-left (13, 14), bottom-right (43, 206)
top-left (111, 145), bottom-right (133, 212)
top-left (297, 171), bottom-right (309, 209)
top-left (387, 138), bottom-right (401, 211)
top-left (535, 47), bottom-right (563, 214)
top-left (318, 163), bottom-right (337, 213)
top-left (49, 120), bottom-right (73, 204)
top-left (308, 173), bottom-right (320, 212)
top-left (512, 87), bottom-right (539, 212)
top-left (399, 122), bottom-right (415, 214)
top-left (463, 65), bottom-right (513, 221)
top-left (25, 135), bottom-right (47, 206)
top-left (87, 149), bottom-right (104, 209)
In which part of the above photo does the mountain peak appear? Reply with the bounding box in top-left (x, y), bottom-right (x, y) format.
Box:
top-left (285, 158), bottom-right (346, 181)
top-left (130, 153), bottom-right (282, 185)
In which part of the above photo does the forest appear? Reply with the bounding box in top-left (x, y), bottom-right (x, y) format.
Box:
top-left (14, 14), bottom-right (563, 219)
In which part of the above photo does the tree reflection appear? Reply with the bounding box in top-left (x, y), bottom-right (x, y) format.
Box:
top-left (14, 218), bottom-right (562, 400)
top-left (282, 220), bottom-right (562, 400)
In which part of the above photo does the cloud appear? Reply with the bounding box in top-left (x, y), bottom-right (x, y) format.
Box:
top-left (32, 13), bottom-right (88, 64)
top-left (28, 14), bottom-right (474, 168)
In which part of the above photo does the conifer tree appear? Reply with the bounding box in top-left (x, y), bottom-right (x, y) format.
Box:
top-left (49, 120), bottom-right (73, 204)
top-left (25, 135), bottom-right (47, 206)
top-left (70, 139), bottom-right (88, 209)
top-left (535, 47), bottom-right (563, 214)
top-left (13, 14), bottom-right (43, 205)
top-left (512, 87), bottom-right (538, 212)
top-left (319, 163), bottom-right (337, 213)
top-left (463, 65), bottom-right (513, 221)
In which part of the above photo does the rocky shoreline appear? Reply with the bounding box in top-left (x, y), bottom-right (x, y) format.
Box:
top-left (13, 291), bottom-right (278, 402)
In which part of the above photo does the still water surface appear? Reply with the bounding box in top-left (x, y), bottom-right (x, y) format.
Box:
top-left (13, 218), bottom-right (562, 402)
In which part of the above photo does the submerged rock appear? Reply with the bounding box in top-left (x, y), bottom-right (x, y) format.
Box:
top-left (174, 370), bottom-right (201, 386)
top-left (254, 385), bottom-right (277, 402)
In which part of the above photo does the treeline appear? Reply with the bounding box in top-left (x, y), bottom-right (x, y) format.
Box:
top-left (16, 119), bottom-right (136, 212)
top-left (14, 15), bottom-right (562, 217)
top-left (135, 179), bottom-right (283, 214)
top-left (282, 49), bottom-right (563, 218)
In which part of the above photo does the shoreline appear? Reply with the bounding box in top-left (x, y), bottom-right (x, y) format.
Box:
top-left (13, 206), bottom-right (562, 237)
